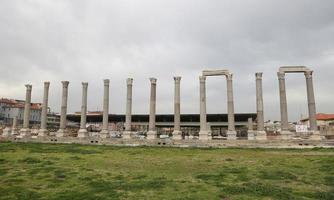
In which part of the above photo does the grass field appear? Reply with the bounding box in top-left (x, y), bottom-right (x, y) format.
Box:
top-left (0, 142), bottom-right (333, 200)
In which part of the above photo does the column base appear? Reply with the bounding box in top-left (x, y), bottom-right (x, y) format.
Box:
top-left (172, 130), bottom-right (182, 140)
top-left (280, 131), bottom-right (292, 140)
top-left (56, 129), bottom-right (69, 137)
top-left (309, 131), bottom-right (322, 140)
top-left (247, 131), bottom-right (255, 140)
top-left (199, 130), bottom-right (211, 140)
top-left (11, 128), bottom-right (19, 135)
top-left (255, 131), bottom-right (267, 140)
top-left (19, 128), bottom-right (31, 137)
top-left (146, 131), bottom-right (157, 140)
top-left (123, 131), bottom-right (132, 139)
top-left (2, 127), bottom-right (11, 137)
top-left (38, 129), bottom-right (49, 137)
top-left (99, 129), bottom-right (110, 138)
top-left (77, 129), bottom-right (89, 138)
top-left (227, 130), bottom-right (237, 140)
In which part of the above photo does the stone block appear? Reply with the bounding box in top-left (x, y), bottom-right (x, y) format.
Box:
top-left (227, 130), bottom-right (237, 140)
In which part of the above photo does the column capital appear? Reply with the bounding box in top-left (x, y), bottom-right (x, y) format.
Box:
top-left (127, 78), bottom-right (133, 85)
top-left (226, 73), bottom-right (233, 80)
top-left (149, 77), bottom-right (157, 84)
top-left (277, 72), bottom-right (285, 79)
top-left (25, 84), bottom-right (32, 90)
top-left (61, 81), bottom-right (69, 87)
top-left (199, 76), bottom-right (206, 82)
top-left (44, 82), bottom-right (50, 87)
top-left (174, 76), bottom-right (181, 82)
top-left (82, 82), bottom-right (88, 87)
top-left (255, 72), bottom-right (263, 79)
top-left (304, 70), bottom-right (313, 78)
top-left (103, 79), bottom-right (110, 85)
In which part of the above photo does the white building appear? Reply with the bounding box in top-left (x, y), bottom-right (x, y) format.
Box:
top-left (0, 98), bottom-right (42, 126)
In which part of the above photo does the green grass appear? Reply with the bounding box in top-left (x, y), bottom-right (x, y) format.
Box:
top-left (0, 142), bottom-right (333, 200)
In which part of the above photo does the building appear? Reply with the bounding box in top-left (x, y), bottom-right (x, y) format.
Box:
top-left (46, 112), bottom-right (61, 131)
top-left (301, 113), bottom-right (334, 135)
top-left (0, 98), bottom-right (42, 126)
top-left (67, 111), bottom-right (256, 137)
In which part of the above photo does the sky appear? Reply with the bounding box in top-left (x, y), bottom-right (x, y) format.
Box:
top-left (0, 0), bottom-right (333, 122)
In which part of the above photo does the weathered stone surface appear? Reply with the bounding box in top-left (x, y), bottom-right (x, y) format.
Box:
top-left (38, 82), bottom-right (50, 137)
top-left (172, 76), bottom-right (182, 140)
top-left (100, 79), bottom-right (110, 138)
top-left (57, 81), bottom-right (69, 137)
top-left (77, 82), bottom-right (88, 138)
top-left (148, 78), bottom-right (157, 139)
top-left (20, 84), bottom-right (32, 137)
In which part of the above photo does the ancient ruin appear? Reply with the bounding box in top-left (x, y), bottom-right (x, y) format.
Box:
top-left (1, 66), bottom-right (332, 148)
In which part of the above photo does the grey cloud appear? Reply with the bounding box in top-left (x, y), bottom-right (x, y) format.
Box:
top-left (0, 0), bottom-right (333, 122)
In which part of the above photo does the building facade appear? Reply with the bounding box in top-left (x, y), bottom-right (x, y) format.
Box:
top-left (0, 98), bottom-right (42, 126)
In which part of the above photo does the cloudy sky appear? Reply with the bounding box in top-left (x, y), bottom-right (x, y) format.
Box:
top-left (0, 0), bottom-right (333, 121)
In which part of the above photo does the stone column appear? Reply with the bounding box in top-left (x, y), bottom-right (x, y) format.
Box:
top-left (100, 79), bottom-right (110, 138)
top-left (247, 118), bottom-right (255, 140)
top-left (20, 84), bottom-right (32, 137)
top-left (78, 82), bottom-right (88, 138)
top-left (305, 71), bottom-right (321, 140)
top-left (199, 76), bottom-right (209, 140)
top-left (226, 74), bottom-right (236, 140)
top-left (147, 78), bottom-right (157, 139)
top-left (304, 71), bottom-right (317, 131)
top-left (255, 73), bottom-right (266, 140)
top-left (172, 76), bottom-right (182, 140)
top-left (56, 81), bottom-right (69, 137)
top-left (123, 78), bottom-right (133, 139)
top-left (11, 116), bottom-right (18, 135)
top-left (277, 72), bottom-right (291, 139)
top-left (38, 82), bottom-right (50, 136)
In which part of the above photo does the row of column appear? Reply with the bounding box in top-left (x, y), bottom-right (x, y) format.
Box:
top-left (16, 74), bottom-right (265, 139)
top-left (16, 71), bottom-right (316, 140)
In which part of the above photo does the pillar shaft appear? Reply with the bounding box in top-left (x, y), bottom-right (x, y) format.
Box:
top-left (226, 74), bottom-right (235, 131)
top-left (40, 82), bottom-right (50, 130)
top-left (149, 78), bottom-right (157, 131)
top-left (125, 78), bottom-right (133, 131)
top-left (12, 116), bottom-right (17, 129)
top-left (59, 81), bottom-right (69, 130)
top-left (23, 85), bottom-right (32, 129)
top-left (199, 76), bottom-right (207, 131)
top-left (278, 72), bottom-right (289, 131)
top-left (102, 79), bottom-right (109, 131)
top-left (248, 118), bottom-right (253, 131)
top-left (80, 82), bottom-right (88, 129)
top-left (174, 77), bottom-right (181, 131)
top-left (305, 71), bottom-right (317, 131)
top-left (255, 73), bottom-right (265, 131)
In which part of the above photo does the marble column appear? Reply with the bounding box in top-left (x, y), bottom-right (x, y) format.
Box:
top-left (20, 84), bottom-right (32, 137)
top-left (123, 78), bottom-right (133, 139)
top-left (277, 72), bottom-right (291, 139)
top-left (147, 78), bottom-right (157, 139)
top-left (11, 116), bottom-right (18, 135)
top-left (255, 73), bottom-right (266, 140)
top-left (172, 76), bottom-right (182, 140)
top-left (226, 74), bottom-right (236, 140)
top-left (100, 79), bottom-right (110, 138)
top-left (199, 76), bottom-right (209, 140)
top-left (56, 81), bottom-right (69, 137)
top-left (78, 82), bottom-right (88, 138)
top-left (305, 71), bottom-right (317, 131)
top-left (38, 82), bottom-right (50, 136)
top-left (247, 118), bottom-right (255, 140)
